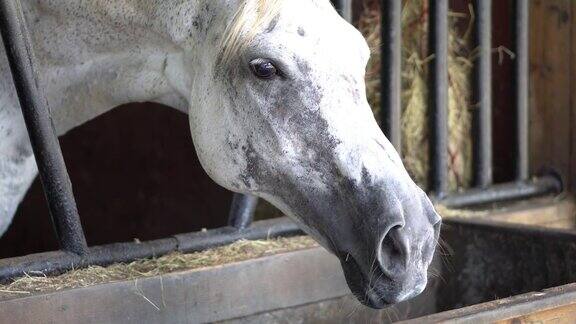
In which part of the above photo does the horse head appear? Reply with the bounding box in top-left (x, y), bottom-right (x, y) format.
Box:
top-left (187, 0), bottom-right (441, 308)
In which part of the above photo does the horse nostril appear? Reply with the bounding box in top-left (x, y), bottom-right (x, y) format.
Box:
top-left (378, 224), bottom-right (407, 277)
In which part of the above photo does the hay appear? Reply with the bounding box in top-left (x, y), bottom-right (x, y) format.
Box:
top-left (358, 0), bottom-right (473, 191)
top-left (435, 204), bottom-right (488, 218)
top-left (0, 236), bottom-right (317, 297)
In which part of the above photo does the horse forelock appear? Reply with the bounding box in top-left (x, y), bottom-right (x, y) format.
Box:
top-left (219, 0), bottom-right (284, 64)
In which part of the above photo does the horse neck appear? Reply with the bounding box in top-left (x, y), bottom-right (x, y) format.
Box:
top-left (31, 0), bottom-right (238, 115)
top-left (115, 0), bottom-right (238, 112)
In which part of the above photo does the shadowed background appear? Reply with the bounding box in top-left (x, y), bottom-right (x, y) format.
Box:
top-left (0, 103), bottom-right (232, 258)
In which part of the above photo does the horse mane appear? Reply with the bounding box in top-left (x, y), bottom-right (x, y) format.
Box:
top-left (220, 0), bottom-right (284, 64)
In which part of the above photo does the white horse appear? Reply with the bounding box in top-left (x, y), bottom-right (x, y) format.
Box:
top-left (0, 0), bottom-right (441, 308)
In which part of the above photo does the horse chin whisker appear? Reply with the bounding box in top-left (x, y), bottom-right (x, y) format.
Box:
top-left (427, 269), bottom-right (447, 284)
top-left (434, 236), bottom-right (451, 256)
top-left (384, 303), bottom-right (401, 322)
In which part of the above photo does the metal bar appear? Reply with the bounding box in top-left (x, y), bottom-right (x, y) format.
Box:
top-left (228, 193), bottom-right (258, 230)
top-left (0, 0), bottom-right (87, 254)
top-left (0, 217), bottom-right (302, 283)
top-left (439, 176), bottom-right (562, 208)
top-left (380, 0), bottom-right (402, 150)
top-left (333, 0), bottom-right (353, 22)
top-left (514, 0), bottom-right (529, 181)
top-left (472, 0), bottom-right (493, 187)
top-left (428, 0), bottom-right (449, 197)
top-left (176, 216), bottom-right (302, 252)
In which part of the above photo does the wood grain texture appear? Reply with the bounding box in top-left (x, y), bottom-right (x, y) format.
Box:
top-left (480, 196), bottom-right (576, 229)
top-left (571, 3), bottom-right (576, 192)
top-left (0, 248), bottom-right (349, 324)
top-left (529, 0), bottom-right (572, 187)
top-left (498, 302), bottom-right (576, 324)
top-left (402, 283), bottom-right (576, 323)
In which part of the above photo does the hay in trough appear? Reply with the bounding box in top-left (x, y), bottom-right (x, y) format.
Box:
top-left (358, 0), bottom-right (473, 191)
top-left (0, 236), bottom-right (317, 297)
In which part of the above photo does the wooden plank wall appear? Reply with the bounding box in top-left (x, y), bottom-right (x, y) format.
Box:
top-left (572, 2), bottom-right (576, 193)
top-left (353, 0), bottom-right (575, 191)
top-left (530, 0), bottom-right (575, 191)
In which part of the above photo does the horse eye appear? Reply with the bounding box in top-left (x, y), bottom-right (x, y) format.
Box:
top-left (249, 58), bottom-right (278, 79)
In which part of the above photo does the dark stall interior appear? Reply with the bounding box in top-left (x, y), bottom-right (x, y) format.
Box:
top-left (447, 0), bottom-right (518, 183)
top-left (0, 103), bottom-right (232, 258)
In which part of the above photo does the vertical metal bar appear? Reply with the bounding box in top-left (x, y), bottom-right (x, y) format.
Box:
top-left (428, 0), bottom-right (449, 197)
top-left (0, 0), bottom-right (87, 254)
top-left (228, 194), bottom-right (258, 230)
top-left (333, 0), bottom-right (353, 22)
top-left (514, 0), bottom-right (529, 181)
top-left (472, 0), bottom-right (493, 187)
top-left (380, 0), bottom-right (402, 151)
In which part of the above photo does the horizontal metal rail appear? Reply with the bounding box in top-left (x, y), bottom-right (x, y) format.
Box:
top-left (439, 175), bottom-right (562, 208)
top-left (0, 217), bottom-right (302, 283)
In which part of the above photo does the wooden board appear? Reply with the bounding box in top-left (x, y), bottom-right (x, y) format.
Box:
top-left (0, 248), bottom-right (350, 323)
top-left (403, 283), bottom-right (576, 323)
top-left (0, 246), bottom-right (441, 324)
top-left (571, 3), bottom-right (576, 193)
top-left (498, 303), bottom-right (576, 324)
top-left (529, 0), bottom-right (573, 188)
top-left (478, 196), bottom-right (576, 229)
